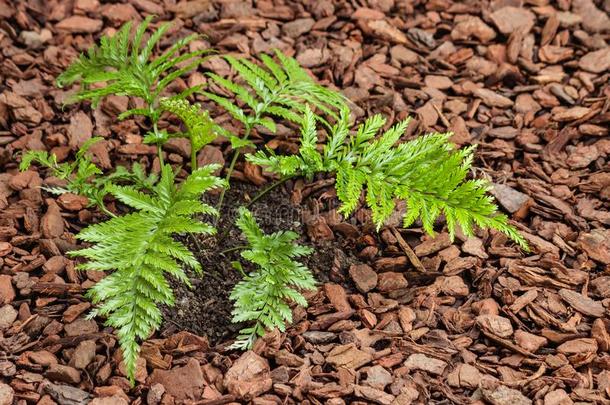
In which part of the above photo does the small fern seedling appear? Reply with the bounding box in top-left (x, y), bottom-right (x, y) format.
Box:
top-left (70, 164), bottom-right (224, 382)
top-left (230, 207), bottom-right (316, 350)
top-left (203, 50), bottom-right (346, 208)
top-left (20, 138), bottom-right (111, 215)
top-left (20, 139), bottom-right (158, 217)
top-left (57, 16), bottom-right (211, 166)
top-left (159, 97), bottom-right (225, 170)
top-left (249, 105), bottom-right (529, 249)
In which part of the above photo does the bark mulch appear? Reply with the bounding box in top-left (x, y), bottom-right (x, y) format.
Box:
top-left (0, 0), bottom-right (609, 404)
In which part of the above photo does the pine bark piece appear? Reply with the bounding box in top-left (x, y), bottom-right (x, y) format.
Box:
top-left (224, 352), bottom-right (272, 400)
top-left (349, 264), bottom-right (378, 293)
top-left (56, 16), bottom-right (103, 33)
top-left (451, 16), bottom-right (496, 42)
top-left (476, 315), bottom-right (514, 338)
top-left (480, 379), bottom-right (533, 405)
top-left (149, 358), bottom-right (205, 401)
top-left (578, 48), bottom-right (610, 73)
top-left (365, 20), bottom-right (407, 44)
top-left (41, 201), bottom-right (64, 239)
top-left (354, 385), bottom-right (395, 405)
top-left (0, 305), bottom-right (17, 331)
top-left (323, 283), bottom-right (352, 312)
top-left (414, 233), bottom-right (451, 257)
top-left (558, 289), bottom-right (605, 317)
top-left (0, 275), bottom-right (15, 304)
top-left (403, 353), bottom-right (447, 375)
top-left (490, 7), bottom-right (536, 35)
top-left (42, 382), bottom-right (90, 405)
top-left (578, 230), bottom-right (610, 264)
top-left (390, 228), bottom-right (425, 273)
top-left (326, 343), bottom-right (373, 369)
top-left (473, 88), bottom-right (513, 108)
top-left (557, 338), bottom-right (598, 355)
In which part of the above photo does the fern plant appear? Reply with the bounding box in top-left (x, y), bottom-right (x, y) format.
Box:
top-left (158, 97), bottom-right (224, 170)
top-left (249, 106), bottom-right (529, 249)
top-left (70, 164), bottom-right (224, 382)
top-left (203, 50), bottom-right (346, 208)
top-left (230, 207), bottom-right (316, 350)
top-left (22, 138), bottom-right (108, 216)
top-left (20, 139), bottom-right (157, 217)
top-left (57, 16), bottom-right (211, 167)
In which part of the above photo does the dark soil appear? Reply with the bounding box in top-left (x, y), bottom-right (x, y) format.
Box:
top-left (162, 179), bottom-right (341, 345)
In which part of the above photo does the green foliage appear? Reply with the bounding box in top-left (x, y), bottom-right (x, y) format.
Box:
top-left (20, 137), bottom-right (101, 180)
top-left (57, 16), bottom-right (208, 112)
top-left (249, 106), bottom-right (529, 250)
top-left (20, 138), bottom-right (106, 209)
top-left (70, 164), bottom-right (224, 382)
top-left (204, 49), bottom-right (346, 135)
top-left (20, 139), bottom-right (157, 216)
top-left (159, 97), bottom-right (221, 169)
top-left (57, 17), bottom-right (212, 168)
top-left (247, 105), bottom-right (337, 179)
top-left (230, 208), bottom-right (316, 350)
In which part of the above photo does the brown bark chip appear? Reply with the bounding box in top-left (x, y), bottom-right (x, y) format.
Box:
top-left (148, 358), bottom-right (205, 401)
top-left (224, 351), bottom-right (272, 399)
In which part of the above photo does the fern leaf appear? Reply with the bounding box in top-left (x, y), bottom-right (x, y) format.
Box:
top-left (229, 208), bottom-right (316, 349)
top-left (58, 17), bottom-right (206, 108)
top-left (250, 107), bottom-right (529, 249)
top-left (70, 164), bottom-right (223, 383)
top-left (206, 50), bottom-right (346, 133)
top-left (159, 98), bottom-right (217, 154)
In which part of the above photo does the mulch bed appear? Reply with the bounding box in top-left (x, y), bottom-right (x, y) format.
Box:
top-left (0, 0), bottom-right (609, 404)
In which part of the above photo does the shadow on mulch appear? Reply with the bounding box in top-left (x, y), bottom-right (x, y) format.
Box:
top-left (160, 180), bottom-right (338, 346)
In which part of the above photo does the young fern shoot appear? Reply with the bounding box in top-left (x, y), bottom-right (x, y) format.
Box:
top-left (203, 50), bottom-right (346, 208)
top-left (230, 208), bottom-right (316, 350)
top-left (20, 139), bottom-right (158, 217)
top-left (70, 164), bottom-right (224, 382)
top-left (57, 16), bottom-right (211, 167)
top-left (158, 98), bottom-right (223, 170)
top-left (249, 105), bottom-right (529, 249)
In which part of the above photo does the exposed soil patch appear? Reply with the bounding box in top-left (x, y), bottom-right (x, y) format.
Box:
top-left (161, 179), bottom-right (340, 345)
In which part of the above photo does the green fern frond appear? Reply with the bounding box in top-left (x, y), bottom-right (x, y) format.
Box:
top-left (204, 49), bottom-right (346, 132)
top-left (57, 16), bottom-right (210, 110)
top-left (249, 109), bottom-right (529, 250)
top-left (20, 141), bottom-right (162, 216)
top-left (230, 207), bottom-right (316, 350)
top-left (19, 150), bottom-right (59, 173)
top-left (20, 138), bottom-right (111, 209)
top-left (159, 97), bottom-right (220, 169)
top-left (70, 164), bottom-right (224, 382)
top-left (105, 162), bottom-right (158, 192)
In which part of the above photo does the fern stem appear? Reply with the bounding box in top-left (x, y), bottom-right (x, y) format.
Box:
top-left (99, 204), bottom-right (117, 218)
top-left (219, 245), bottom-right (247, 255)
top-left (216, 152), bottom-right (239, 210)
top-left (188, 233), bottom-right (204, 254)
top-left (216, 125), bottom-right (253, 212)
top-left (246, 175), bottom-right (294, 208)
top-left (191, 145), bottom-right (198, 171)
top-left (153, 122), bottom-right (165, 167)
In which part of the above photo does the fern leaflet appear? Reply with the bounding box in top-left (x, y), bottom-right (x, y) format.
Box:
top-left (57, 16), bottom-right (211, 167)
top-left (204, 49), bottom-right (346, 147)
top-left (57, 16), bottom-right (208, 109)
